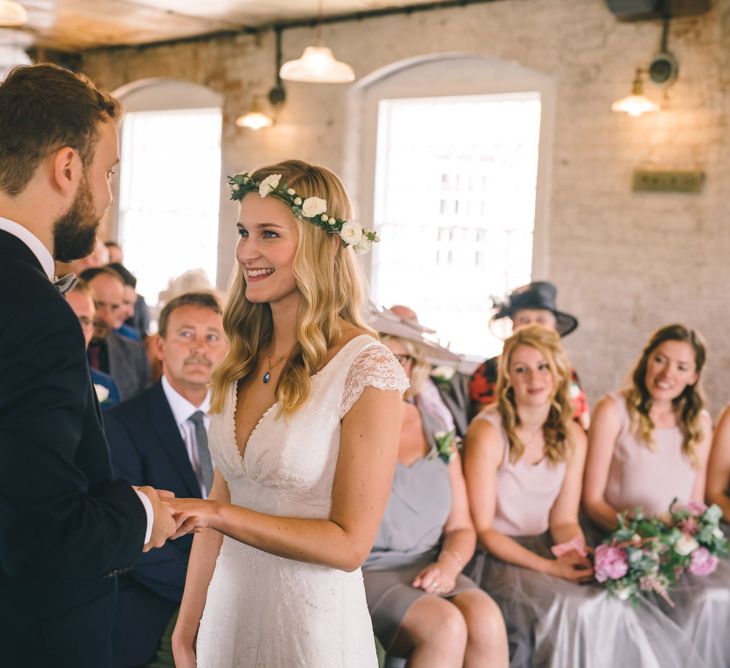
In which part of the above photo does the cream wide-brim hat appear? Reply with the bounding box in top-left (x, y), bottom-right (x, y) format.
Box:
top-left (368, 308), bottom-right (462, 366)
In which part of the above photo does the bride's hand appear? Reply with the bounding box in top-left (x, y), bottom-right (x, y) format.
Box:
top-left (165, 498), bottom-right (220, 539)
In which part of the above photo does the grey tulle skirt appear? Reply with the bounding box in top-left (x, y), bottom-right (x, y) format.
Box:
top-left (363, 558), bottom-right (478, 651)
top-left (474, 534), bottom-right (706, 668)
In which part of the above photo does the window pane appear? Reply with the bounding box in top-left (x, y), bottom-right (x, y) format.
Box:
top-left (371, 93), bottom-right (541, 360)
top-left (117, 108), bottom-right (222, 304)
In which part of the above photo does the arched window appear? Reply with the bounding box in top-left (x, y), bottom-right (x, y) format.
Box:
top-left (111, 79), bottom-right (223, 306)
top-left (348, 55), bottom-right (555, 360)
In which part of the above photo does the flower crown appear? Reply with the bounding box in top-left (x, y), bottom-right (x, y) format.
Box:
top-left (227, 172), bottom-right (379, 255)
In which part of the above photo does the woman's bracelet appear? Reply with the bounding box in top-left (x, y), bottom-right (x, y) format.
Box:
top-left (439, 549), bottom-right (464, 570)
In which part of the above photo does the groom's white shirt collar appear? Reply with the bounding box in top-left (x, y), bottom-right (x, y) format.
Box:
top-left (0, 217), bottom-right (55, 280)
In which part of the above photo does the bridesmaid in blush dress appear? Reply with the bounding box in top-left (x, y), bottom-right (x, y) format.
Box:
top-left (584, 323), bottom-right (730, 667)
top-left (465, 325), bottom-right (700, 668)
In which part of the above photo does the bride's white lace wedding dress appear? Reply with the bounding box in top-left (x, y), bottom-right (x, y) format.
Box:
top-left (196, 335), bottom-right (409, 667)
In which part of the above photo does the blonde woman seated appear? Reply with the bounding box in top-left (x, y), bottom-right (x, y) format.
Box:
top-left (584, 324), bottom-right (729, 666)
top-left (363, 333), bottom-right (508, 668)
top-left (465, 325), bottom-right (697, 667)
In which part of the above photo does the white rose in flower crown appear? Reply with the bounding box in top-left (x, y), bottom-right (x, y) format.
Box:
top-left (94, 384), bottom-right (110, 403)
top-left (259, 174), bottom-right (281, 197)
top-left (352, 236), bottom-right (372, 255)
top-left (674, 534), bottom-right (700, 556)
top-left (339, 221), bottom-right (363, 246)
top-left (301, 196), bottom-right (327, 218)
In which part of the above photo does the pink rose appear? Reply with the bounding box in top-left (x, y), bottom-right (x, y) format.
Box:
top-left (594, 544), bottom-right (629, 582)
top-left (688, 547), bottom-right (719, 577)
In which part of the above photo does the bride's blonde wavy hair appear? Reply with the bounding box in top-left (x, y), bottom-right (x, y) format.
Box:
top-left (623, 324), bottom-right (707, 468)
top-left (495, 325), bottom-right (575, 465)
top-left (210, 160), bottom-right (375, 415)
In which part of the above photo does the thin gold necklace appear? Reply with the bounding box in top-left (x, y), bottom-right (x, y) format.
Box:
top-left (263, 353), bottom-right (287, 384)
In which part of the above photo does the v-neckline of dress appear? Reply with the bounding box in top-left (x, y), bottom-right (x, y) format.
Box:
top-left (231, 334), bottom-right (374, 462)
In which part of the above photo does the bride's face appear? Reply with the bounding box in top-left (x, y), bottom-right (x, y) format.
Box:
top-left (236, 194), bottom-right (300, 305)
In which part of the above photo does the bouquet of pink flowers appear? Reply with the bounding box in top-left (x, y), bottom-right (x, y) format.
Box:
top-left (593, 499), bottom-right (728, 605)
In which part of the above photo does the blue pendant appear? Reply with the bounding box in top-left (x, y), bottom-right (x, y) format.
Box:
top-left (263, 371), bottom-right (271, 384)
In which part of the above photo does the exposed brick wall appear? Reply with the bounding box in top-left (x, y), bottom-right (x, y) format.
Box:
top-left (81, 0), bottom-right (730, 415)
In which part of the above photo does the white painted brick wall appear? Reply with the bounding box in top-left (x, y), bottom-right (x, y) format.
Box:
top-left (82, 0), bottom-right (730, 415)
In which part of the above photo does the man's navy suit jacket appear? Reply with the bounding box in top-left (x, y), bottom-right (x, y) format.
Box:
top-left (0, 229), bottom-right (146, 668)
top-left (104, 382), bottom-right (202, 667)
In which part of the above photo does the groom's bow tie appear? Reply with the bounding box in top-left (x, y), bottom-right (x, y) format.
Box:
top-left (53, 273), bottom-right (78, 295)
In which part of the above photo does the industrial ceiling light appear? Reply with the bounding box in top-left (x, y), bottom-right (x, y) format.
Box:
top-left (612, 1), bottom-right (679, 117)
top-left (611, 68), bottom-right (660, 116)
top-left (0, 0), bottom-right (27, 26)
top-left (279, 0), bottom-right (354, 83)
top-left (236, 97), bottom-right (273, 130)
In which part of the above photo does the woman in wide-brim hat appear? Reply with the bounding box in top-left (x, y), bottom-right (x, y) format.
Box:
top-left (468, 281), bottom-right (590, 429)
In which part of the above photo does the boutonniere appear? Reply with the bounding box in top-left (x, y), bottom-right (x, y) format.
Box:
top-left (94, 383), bottom-right (110, 403)
top-left (430, 365), bottom-right (456, 387)
top-left (432, 429), bottom-right (461, 464)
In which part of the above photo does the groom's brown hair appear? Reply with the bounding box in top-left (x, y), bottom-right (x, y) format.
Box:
top-left (0, 63), bottom-right (121, 197)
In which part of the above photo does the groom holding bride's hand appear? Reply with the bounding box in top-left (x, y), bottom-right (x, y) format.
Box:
top-left (0, 64), bottom-right (179, 668)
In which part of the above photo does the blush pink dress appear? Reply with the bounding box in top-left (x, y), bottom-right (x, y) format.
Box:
top-left (598, 393), bottom-right (730, 667)
top-left (471, 408), bottom-right (703, 668)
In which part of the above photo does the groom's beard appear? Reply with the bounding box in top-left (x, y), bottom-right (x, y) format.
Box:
top-left (53, 173), bottom-right (99, 263)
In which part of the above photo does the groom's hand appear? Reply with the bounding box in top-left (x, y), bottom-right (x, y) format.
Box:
top-left (139, 486), bottom-right (178, 552)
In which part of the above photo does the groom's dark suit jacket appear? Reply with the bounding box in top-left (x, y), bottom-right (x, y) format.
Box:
top-left (0, 229), bottom-right (147, 668)
top-left (104, 382), bottom-right (202, 667)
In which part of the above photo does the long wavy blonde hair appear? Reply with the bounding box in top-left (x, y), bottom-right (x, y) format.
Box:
top-left (495, 325), bottom-right (575, 465)
top-left (623, 324), bottom-right (707, 467)
top-left (211, 160), bottom-right (374, 414)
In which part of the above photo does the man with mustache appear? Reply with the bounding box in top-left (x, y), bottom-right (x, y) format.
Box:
top-left (104, 292), bottom-right (228, 668)
top-left (0, 63), bottom-right (178, 668)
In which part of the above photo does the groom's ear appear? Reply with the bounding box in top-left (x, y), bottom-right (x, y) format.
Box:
top-left (50, 146), bottom-right (82, 198)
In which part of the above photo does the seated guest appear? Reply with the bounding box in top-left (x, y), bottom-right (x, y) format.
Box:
top-left (105, 239), bottom-right (123, 263)
top-left (104, 292), bottom-right (228, 668)
top-left (65, 279), bottom-right (121, 409)
top-left (465, 325), bottom-right (698, 667)
top-left (584, 324), bottom-right (730, 666)
top-left (363, 330), bottom-right (508, 668)
top-left (108, 261), bottom-right (142, 341)
top-left (81, 266), bottom-right (151, 400)
top-left (376, 305), bottom-right (468, 437)
top-left (706, 404), bottom-right (730, 523)
top-left (468, 281), bottom-right (589, 429)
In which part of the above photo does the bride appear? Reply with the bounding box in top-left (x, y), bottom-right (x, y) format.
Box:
top-left (169, 160), bottom-right (408, 667)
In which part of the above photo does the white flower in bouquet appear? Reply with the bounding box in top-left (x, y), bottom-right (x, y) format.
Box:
top-left (432, 365), bottom-right (456, 382)
top-left (94, 384), bottom-right (109, 403)
top-left (705, 505), bottom-right (723, 524)
top-left (339, 221), bottom-right (363, 246)
top-left (674, 534), bottom-right (700, 556)
top-left (259, 174), bottom-right (281, 197)
top-left (301, 196), bottom-right (327, 218)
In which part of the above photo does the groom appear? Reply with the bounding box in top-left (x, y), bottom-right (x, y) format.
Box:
top-left (0, 64), bottom-right (178, 668)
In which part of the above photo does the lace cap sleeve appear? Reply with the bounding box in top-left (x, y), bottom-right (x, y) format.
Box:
top-left (340, 344), bottom-right (409, 419)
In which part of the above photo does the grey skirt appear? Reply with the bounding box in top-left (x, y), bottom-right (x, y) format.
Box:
top-left (363, 557), bottom-right (478, 651)
top-left (479, 533), bottom-right (705, 668)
